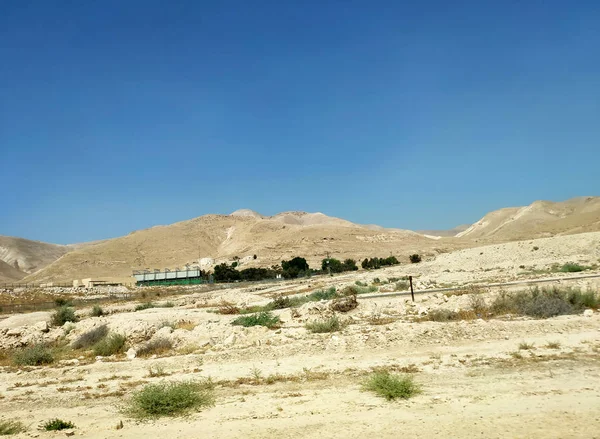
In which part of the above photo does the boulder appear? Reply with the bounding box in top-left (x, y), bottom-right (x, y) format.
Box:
top-left (126, 348), bottom-right (137, 359)
top-left (34, 321), bottom-right (50, 333)
top-left (583, 309), bottom-right (594, 318)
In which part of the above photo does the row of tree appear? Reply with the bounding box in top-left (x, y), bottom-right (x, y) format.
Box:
top-left (210, 253), bottom-right (419, 283)
top-left (361, 256), bottom-right (400, 270)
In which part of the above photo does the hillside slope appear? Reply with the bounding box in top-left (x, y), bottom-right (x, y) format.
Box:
top-left (0, 259), bottom-right (27, 282)
top-left (0, 236), bottom-right (70, 276)
top-left (25, 211), bottom-right (456, 283)
top-left (456, 196), bottom-right (600, 241)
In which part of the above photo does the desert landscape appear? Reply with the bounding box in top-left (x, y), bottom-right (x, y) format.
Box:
top-left (0, 197), bottom-right (599, 438)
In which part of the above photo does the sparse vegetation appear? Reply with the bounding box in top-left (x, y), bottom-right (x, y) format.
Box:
top-left (72, 325), bottom-right (108, 349)
top-left (147, 364), bottom-right (168, 377)
top-left (137, 338), bottom-right (173, 357)
top-left (546, 341), bottom-right (561, 349)
top-left (91, 305), bottom-right (105, 317)
top-left (135, 302), bottom-right (156, 311)
top-left (341, 285), bottom-right (377, 296)
top-left (329, 295), bottom-right (358, 312)
top-left (305, 316), bottom-right (344, 333)
top-left (43, 419), bottom-right (75, 431)
top-left (52, 306), bottom-right (78, 326)
top-left (220, 287), bottom-right (340, 315)
top-left (54, 297), bottom-right (73, 307)
top-left (490, 287), bottom-right (599, 318)
top-left (0, 420), bottom-right (26, 435)
top-left (232, 312), bottom-right (281, 329)
top-left (519, 342), bottom-right (535, 350)
top-left (395, 281), bottom-right (409, 291)
top-left (363, 372), bottom-right (421, 400)
top-left (12, 344), bottom-right (54, 366)
top-left (559, 263), bottom-right (586, 273)
top-left (127, 380), bottom-right (215, 418)
top-left (93, 333), bottom-right (126, 356)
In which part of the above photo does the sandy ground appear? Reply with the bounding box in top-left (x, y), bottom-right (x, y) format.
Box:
top-left (1, 233), bottom-right (600, 438)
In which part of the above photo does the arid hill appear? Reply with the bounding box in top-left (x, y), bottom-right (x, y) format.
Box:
top-left (0, 235), bottom-right (70, 281)
top-left (0, 259), bottom-right (26, 283)
top-left (7, 196), bottom-right (600, 284)
top-left (457, 196), bottom-right (600, 241)
top-left (24, 211), bottom-right (456, 283)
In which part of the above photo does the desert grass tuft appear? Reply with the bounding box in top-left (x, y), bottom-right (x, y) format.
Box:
top-left (136, 338), bottom-right (173, 357)
top-left (363, 372), bottom-right (421, 401)
top-left (305, 316), bottom-right (343, 333)
top-left (92, 334), bottom-right (126, 356)
top-left (72, 325), bottom-right (108, 350)
top-left (0, 420), bottom-right (26, 435)
top-left (231, 312), bottom-right (281, 329)
top-left (12, 344), bottom-right (54, 366)
top-left (127, 380), bottom-right (215, 418)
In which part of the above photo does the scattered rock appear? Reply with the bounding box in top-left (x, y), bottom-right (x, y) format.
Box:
top-left (583, 309), bottom-right (594, 318)
top-left (6, 327), bottom-right (22, 336)
top-left (223, 333), bottom-right (237, 346)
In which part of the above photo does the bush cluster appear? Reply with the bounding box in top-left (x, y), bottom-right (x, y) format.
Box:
top-left (361, 256), bottom-right (399, 270)
top-left (321, 258), bottom-right (358, 273)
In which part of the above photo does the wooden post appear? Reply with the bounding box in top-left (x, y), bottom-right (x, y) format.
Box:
top-left (409, 275), bottom-right (415, 302)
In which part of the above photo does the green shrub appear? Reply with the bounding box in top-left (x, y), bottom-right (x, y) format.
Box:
top-left (560, 263), bottom-right (586, 273)
top-left (161, 302), bottom-right (175, 308)
top-left (13, 344), bottom-right (54, 366)
top-left (409, 254), bottom-right (422, 264)
top-left (51, 306), bottom-right (78, 326)
top-left (305, 316), bottom-right (343, 333)
top-left (54, 298), bottom-right (72, 307)
top-left (0, 420), bottom-right (26, 435)
top-left (43, 419), bottom-right (75, 431)
top-left (490, 287), bottom-right (599, 319)
top-left (93, 333), bottom-right (126, 356)
top-left (395, 281), bottom-right (409, 291)
top-left (136, 338), bottom-right (173, 357)
top-left (355, 280), bottom-right (367, 287)
top-left (128, 380), bottom-right (214, 418)
top-left (72, 325), bottom-right (108, 349)
top-left (363, 371), bottom-right (421, 400)
top-left (135, 302), bottom-right (156, 311)
top-left (307, 287), bottom-right (338, 301)
top-left (232, 312), bottom-right (281, 329)
top-left (91, 305), bottom-right (104, 317)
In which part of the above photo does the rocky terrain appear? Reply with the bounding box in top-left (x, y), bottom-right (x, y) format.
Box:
top-left (0, 228), bottom-right (599, 438)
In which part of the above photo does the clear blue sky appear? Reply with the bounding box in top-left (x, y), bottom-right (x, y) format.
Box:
top-left (1, 1), bottom-right (599, 244)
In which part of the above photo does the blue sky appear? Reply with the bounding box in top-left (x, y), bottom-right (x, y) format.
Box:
top-left (1, 1), bottom-right (599, 244)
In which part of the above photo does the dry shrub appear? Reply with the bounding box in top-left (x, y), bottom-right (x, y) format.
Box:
top-left (218, 301), bottom-right (240, 315)
top-left (366, 314), bottom-right (396, 325)
top-left (72, 325), bottom-right (108, 349)
top-left (329, 295), bottom-right (358, 313)
top-left (137, 338), bottom-right (173, 357)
